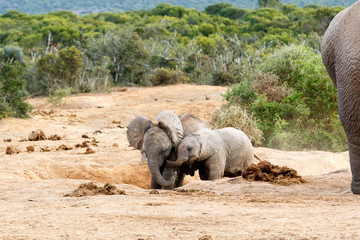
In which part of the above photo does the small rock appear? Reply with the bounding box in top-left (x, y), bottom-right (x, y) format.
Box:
top-left (40, 146), bottom-right (52, 152)
top-left (28, 129), bottom-right (46, 141)
top-left (199, 235), bottom-right (213, 240)
top-left (48, 134), bottom-right (62, 141)
top-left (85, 148), bottom-right (95, 154)
top-left (57, 144), bottom-right (73, 151)
top-left (93, 130), bottom-right (102, 134)
top-left (154, 98), bottom-right (158, 101)
top-left (6, 146), bottom-right (20, 155)
top-left (115, 87), bottom-right (127, 92)
top-left (149, 190), bottom-right (159, 195)
top-left (112, 143), bottom-right (119, 147)
top-left (26, 146), bottom-right (35, 152)
top-left (82, 134), bottom-right (89, 138)
top-left (205, 95), bottom-right (211, 100)
top-left (3, 138), bottom-right (12, 142)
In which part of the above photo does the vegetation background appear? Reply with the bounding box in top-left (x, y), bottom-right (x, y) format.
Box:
top-left (0, 0), bottom-right (351, 152)
top-left (0, 0), bottom-right (356, 14)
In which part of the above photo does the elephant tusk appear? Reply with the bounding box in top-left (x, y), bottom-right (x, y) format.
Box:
top-left (141, 152), bottom-right (147, 163)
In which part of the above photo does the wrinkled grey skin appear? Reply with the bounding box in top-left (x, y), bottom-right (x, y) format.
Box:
top-left (127, 111), bottom-right (207, 189)
top-left (179, 113), bottom-right (208, 137)
top-left (167, 128), bottom-right (254, 180)
top-left (321, 1), bottom-right (360, 194)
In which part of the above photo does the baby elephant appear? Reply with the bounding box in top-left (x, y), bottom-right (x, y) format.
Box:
top-left (167, 127), bottom-right (254, 180)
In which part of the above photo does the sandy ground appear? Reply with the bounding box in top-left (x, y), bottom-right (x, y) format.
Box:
top-left (0, 84), bottom-right (359, 240)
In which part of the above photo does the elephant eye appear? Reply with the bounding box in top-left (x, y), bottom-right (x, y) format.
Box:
top-left (186, 146), bottom-right (193, 152)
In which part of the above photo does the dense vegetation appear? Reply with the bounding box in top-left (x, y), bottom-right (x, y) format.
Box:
top-left (0, 2), bottom-right (348, 151)
top-left (0, 0), bottom-right (355, 14)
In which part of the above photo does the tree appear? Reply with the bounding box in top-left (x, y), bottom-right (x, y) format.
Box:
top-left (87, 30), bottom-right (149, 85)
top-left (204, 3), bottom-right (233, 15)
top-left (0, 62), bottom-right (31, 118)
top-left (259, 0), bottom-right (281, 8)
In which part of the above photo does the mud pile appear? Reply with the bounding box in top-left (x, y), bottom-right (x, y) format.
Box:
top-left (28, 129), bottom-right (46, 141)
top-left (242, 161), bottom-right (306, 185)
top-left (64, 182), bottom-right (126, 197)
top-left (5, 146), bottom-right (20, 155)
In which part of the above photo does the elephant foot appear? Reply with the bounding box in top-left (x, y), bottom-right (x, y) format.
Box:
top-left (351, 180), bottom-right (360, 194)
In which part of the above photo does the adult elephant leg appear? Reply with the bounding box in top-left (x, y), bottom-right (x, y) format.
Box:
top-left (337, 74), bottom-right (360, 194)
top-left (348, 140), bottom-right (360, 194)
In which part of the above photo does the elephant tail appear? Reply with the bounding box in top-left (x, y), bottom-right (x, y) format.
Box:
top-left (254, 154), bottom-right (262, 162)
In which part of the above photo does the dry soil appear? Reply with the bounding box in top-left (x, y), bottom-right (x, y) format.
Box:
top-left (0, 84), bottom-right (358, 240)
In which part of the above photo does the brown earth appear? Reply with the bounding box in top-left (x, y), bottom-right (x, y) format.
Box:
top-left (0, 84), bottom-right (359, 240)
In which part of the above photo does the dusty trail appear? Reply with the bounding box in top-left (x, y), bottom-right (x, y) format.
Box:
top-left (0, 84), bottom-right (358, 239)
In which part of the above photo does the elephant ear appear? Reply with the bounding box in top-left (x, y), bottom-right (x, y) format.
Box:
top-left (127, 116), bottom-right (153, 150)
top-left (157, 110), bottom-right (184, 148)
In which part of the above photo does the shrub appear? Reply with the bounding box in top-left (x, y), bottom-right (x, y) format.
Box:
top-left (0, 62), bottom-right (31, 119)
top-left (213, 105), bottom-right (263, 146)
top-left (148, 68), bottom-right (190, 85)
top-left (47, 87), bottom-right (72, 107)
top-left (220, 44), bottom-right (346, 151)
top-left (252, 72), bottom-right (291, 102)
top-left (259, 44), bottom-right (337, 118)
top-left (1, 46), bottom-right (24, 63)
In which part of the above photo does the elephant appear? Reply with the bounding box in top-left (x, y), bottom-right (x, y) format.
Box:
top-left (321, 1), bottom-right (360, 194)
top-left (167, 127), bottom-right (254, 180)
top-left (127, 111), bottom-right (207, 189)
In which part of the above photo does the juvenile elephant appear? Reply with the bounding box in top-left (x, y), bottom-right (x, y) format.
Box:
top-left (167, 127), bottom-right (254, 180)
top-left (321, 1), bottom-right (360, 194)
top-left (127, 111), bottom-right (207, 189)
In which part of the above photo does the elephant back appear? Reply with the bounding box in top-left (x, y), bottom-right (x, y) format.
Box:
top-left (217, 127), bottom-right (254, 172)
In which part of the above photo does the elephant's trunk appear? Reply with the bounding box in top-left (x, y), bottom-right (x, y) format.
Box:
top-left (148, 161), bottom-right (175, 188)
top-left (166, 158), bottom-right (187, 168)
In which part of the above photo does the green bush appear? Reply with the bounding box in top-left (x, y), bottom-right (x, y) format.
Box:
top-left (0, 62), bottom-right (31, 119)
top-left (259, 44), bottom-right (337, 118)
top-left (1, 45), bottom-right (24, 63)
top-left (213, 105), bottom-right (263, 146)
top-left (148, 68), bottom-right (190, 85)
top-left (47, 87), bottom-right (72, 107)
top-left (219, 44), bottom-right (347, 151)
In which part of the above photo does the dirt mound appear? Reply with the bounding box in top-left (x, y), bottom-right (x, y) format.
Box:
top-left (28, 129), bottom-right (46, 141)
top-left (64, 182), bottom-right (126, 197)
top-left (57, 144), bottom-right (73, 151)
top-left (242, 161), bottom-right (307, 185)
top-left (26, 146), bottom-right (35, 152)
top-left (199, 235), bottom-right (213, 240)
top-left (48, 134), bottom-right (62, 141)
top-left (6, 146), bottom-right (20, 155)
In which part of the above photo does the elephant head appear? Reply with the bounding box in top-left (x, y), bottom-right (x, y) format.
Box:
top-left (167, 133), bottom-right (206, 168)
top-left (127, 111), bottom-right (184, 188)
top-left (167, 128), bottom-right (219, 169)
